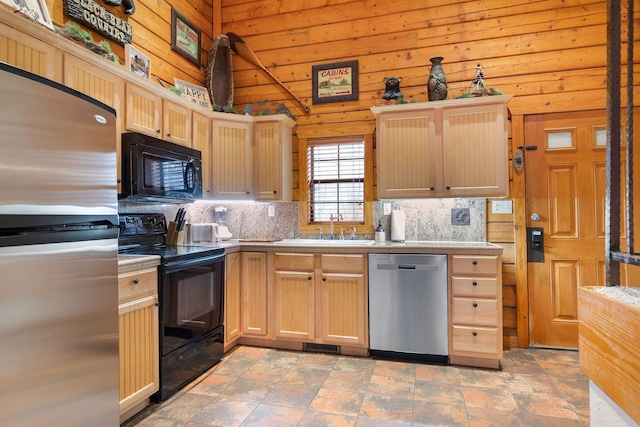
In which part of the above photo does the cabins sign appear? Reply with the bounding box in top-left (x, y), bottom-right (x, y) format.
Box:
top-left (63, 0), bottom-right (133, 46)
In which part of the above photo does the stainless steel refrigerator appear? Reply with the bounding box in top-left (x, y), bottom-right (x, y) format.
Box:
top-left (0, 64), bottom-right (120, 426)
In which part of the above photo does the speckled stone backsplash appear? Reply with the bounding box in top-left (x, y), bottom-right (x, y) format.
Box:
top-left (119, 198), bottom-right (486, 242)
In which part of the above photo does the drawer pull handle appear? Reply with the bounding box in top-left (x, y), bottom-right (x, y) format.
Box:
top-left (132, 278), bottom-right (139, 284)
top-left (473, 281), bottom-right (478, 286)
top-left (472, 260), bottom-right (478, 265)
top-left (473, 331), bottom-right (478, 336)
top-left (473, 303), bottom-right (478, 308)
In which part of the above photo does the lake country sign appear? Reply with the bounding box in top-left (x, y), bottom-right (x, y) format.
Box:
top-left (64, 0), bottom-right (133, 46)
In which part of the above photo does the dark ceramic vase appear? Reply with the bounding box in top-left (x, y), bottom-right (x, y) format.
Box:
top-left (428, 56), bottom-right (448, 101)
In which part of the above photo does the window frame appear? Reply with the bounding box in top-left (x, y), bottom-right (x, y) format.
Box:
top-left (297, 123), bottom-right (374, 235)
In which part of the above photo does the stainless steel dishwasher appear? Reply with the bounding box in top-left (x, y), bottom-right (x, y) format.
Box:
top-left (368, 253), bottom-right (448, 362)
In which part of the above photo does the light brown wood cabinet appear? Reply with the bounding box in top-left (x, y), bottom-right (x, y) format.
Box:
top-left (125, 83), bottom-right (192, 146)
top-left (209, 116), bottom-right (254, 199)
top-left (371, 95), bottom-right (512, 198)
top-left (271, 252), bottom-right (368, 348)
top-left (0, 21), bottom-right (59, 80)
top-left (253, 115), bottom-right (295, 201)
top-left (240, 252), bottom-right (268, 336)
top-left (117, 266), bottom-right (159, 422)
top-left (449, 254), bottom-right (502, 369)
top-left (224, 251), bottom-right (241, 351)
top-left (192, 111), bottom-right (212, 196)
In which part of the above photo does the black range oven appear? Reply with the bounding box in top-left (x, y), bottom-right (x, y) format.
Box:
top-left (119, 213), bottom-right (224, 402)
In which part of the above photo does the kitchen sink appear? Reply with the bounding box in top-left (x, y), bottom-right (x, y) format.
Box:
top-left (273, 239), bottom-right (376, 246)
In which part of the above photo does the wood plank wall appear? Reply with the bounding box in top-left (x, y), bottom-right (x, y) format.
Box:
top-left (46, 0), bottom-right (213, 86)
top-left (221, 0), bottom-right (639, 348)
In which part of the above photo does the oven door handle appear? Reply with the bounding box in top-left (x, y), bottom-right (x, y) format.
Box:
top-left (163, 253), bottom-right (224, 273)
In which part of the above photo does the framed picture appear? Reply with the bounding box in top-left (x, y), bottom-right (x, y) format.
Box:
top-left (0, 0), bottom-right (53, 30)
top-left (311, 60), bottom-right (359, 105)
top-left (125, 44), bottom-right (151, 80)
top-left (171, 8), bottom-right (201, 67)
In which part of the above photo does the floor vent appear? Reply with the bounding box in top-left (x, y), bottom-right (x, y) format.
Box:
top-left (303, 343), bottom-right (340, 354)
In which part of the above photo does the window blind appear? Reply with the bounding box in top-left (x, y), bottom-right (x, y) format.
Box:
top-left (307, 136), bottom-right (365, 223)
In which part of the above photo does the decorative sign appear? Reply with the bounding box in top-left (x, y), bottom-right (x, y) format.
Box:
top-left (1, 0), bottom-right (53, 30)
top-left (312, 60), bottom-right (359, 105)
top-left (173, 78), bottom-right (212, 110)
top-left (63, 0), bottom-right (132, 46)
top-left (125, 44), bottom-right (150, 79)
top-left (171, 8), bottom-right (201, 67)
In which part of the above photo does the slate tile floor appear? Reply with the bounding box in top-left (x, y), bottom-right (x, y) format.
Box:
top-left (123, 346), bottom-right (589, 426)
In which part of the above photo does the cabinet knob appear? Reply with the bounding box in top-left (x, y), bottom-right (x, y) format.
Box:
top-left (166, 133), bottom-right (171, 138)
top-left (472, 260), bottom-right (478, 265)
top-left (273, 190), bottom-right (277, 194)
top-left (472, 281), bottom-right (478, 286)
top-left (308, 276), bottom-right (312, 280)
top-left (155, 129), bottom-right (161, 134)
top-left (446, 186), bottom-right (451, 190)
top-left (473, 303), bottom-right (478, 308)
top-left (155, 302), bottom-right (159, 307)
top-left (322, 277), bottom-right (327, 281)
top-left (430, 187), bottom-right (435, 191)
top-left (472, 331), bottom-right (478, 336)
top-left (206, 189), bottom-right (211, 193)
top-left (132, 278), bottom-right (139, 284)
top-left (246, 191), bottom-right (250, 195)
top-left (117, 179), bottom-right (122, 183)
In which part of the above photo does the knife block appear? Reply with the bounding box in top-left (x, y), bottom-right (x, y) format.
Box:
top-left (166, 221), bottom-right (186, 246)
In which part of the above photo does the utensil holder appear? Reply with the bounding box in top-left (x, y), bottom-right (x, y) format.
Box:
top-left (166, 221), bottom-right (186, 246)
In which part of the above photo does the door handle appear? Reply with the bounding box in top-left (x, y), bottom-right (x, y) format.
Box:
top-left (531, 213), bottom-right (540, 221)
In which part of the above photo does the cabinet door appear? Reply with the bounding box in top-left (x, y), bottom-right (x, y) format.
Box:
top-left (240, 252), bottom-right (268, 336)
top-left (253, 117), bottom-right (293, 201)
top-left (118, 294), bottom-right (159, 416)
top-left (224, 252), bottom-right (241, 348)
top-left (376, 109), bottom-right (440, 198)
top-left (273, 270), bottom-right (315, 340)
top-left (442, 103), bottom-right (509, 197)
top-left (163, 99), bottom-right (192, 146)
top-left (63, 54), bottom-right (124, 192)
top-left (0, 22), bottom-right (59, 80)
top-left (125, 83), bottom-right (162, 138)
top-left (317, 272), bottom-right (367, 346)
top-left (211, 119), bottom-right (253, 199)
top-left (192, 112), bottom-right (213, 197)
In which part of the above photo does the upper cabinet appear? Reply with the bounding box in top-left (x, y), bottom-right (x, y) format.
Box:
top-left (253, 115), bottom-right (296, 202)
top-left (372, 95), bottom-right (512, 199)
top-left (0, 21), bottom-right (59, 80)
top-left (125, 83), bottom-right (193, 146)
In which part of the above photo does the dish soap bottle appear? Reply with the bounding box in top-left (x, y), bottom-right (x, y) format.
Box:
top-left (375, 221), bottom-right (385, 242)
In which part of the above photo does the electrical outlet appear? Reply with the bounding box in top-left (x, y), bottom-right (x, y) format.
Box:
top-left (383, 203), bottom-right (391, 215)
top-left (491, 200), bottom-right (513, 214)
top-left (451, 208), bottom-right (471, 226)
top-left (268, 205), bottom-right (275, 217)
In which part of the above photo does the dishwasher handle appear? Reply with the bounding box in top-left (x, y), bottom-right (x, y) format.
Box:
top-left (376, 263), bottom-right (440, 271)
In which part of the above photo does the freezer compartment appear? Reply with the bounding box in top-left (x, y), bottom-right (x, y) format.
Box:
top-left (0, 238), bottom-right (119, 426)
top-left (368, 253), bottom-right (448, 359)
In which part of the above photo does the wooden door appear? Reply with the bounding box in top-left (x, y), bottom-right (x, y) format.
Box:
top-left (526, 110), bottom-right (610, 348)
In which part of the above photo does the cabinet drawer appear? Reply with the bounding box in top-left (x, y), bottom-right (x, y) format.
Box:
top-left (451, 277), bottom-right (498, 298)
top-left (451, 297), bottom-right (499, 327)
top-left (320, 254), bottom-right (365, 273)
top-left (118, 268), bottom-right (157, 302)
top-left (274, 253), bottom-right (314, 271)
top-left (451, 255), bottom-right (498, 276)
top-left (451, 325), bottom-right (501, 356)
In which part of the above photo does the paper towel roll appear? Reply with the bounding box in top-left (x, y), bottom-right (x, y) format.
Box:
top-left (391, 210), bottom-right (406, 242)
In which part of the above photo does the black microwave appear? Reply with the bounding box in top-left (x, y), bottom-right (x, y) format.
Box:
top-left (120, 132), bottom-right (203, 203)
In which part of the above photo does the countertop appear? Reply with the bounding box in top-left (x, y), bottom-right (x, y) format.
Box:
top-left (117, 254), bottom-right (161, 274)
top-left (210, 239), bottom-right (503, 256)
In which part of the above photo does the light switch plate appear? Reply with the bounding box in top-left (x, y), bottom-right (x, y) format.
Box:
top-left (383, 203), bottom-right (391, 215)
top-left (268, 205), bottom-right (275, 217)
top-left (491, 200), bottom-right (513, 214)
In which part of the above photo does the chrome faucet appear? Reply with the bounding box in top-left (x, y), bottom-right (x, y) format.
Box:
top-left (351, 226), bottom-right (357, 240)
top-left (329, 213), bottom-right (343, 239)
top-left (339, 227), bottom-right (345, 240)
top-left (316, 226), bottom-right (324, 240)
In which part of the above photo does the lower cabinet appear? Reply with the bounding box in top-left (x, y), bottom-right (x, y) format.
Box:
top-left (224, 251), bottom-right (241, 350)
top-left (240, 252), bottom-right (268, 336)
top-left (117, 266), bottom-right (159, 422)
top-left (449, 254), bottom-right (502, 369)
top-left (272, 252), bottom-right (368, 349)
